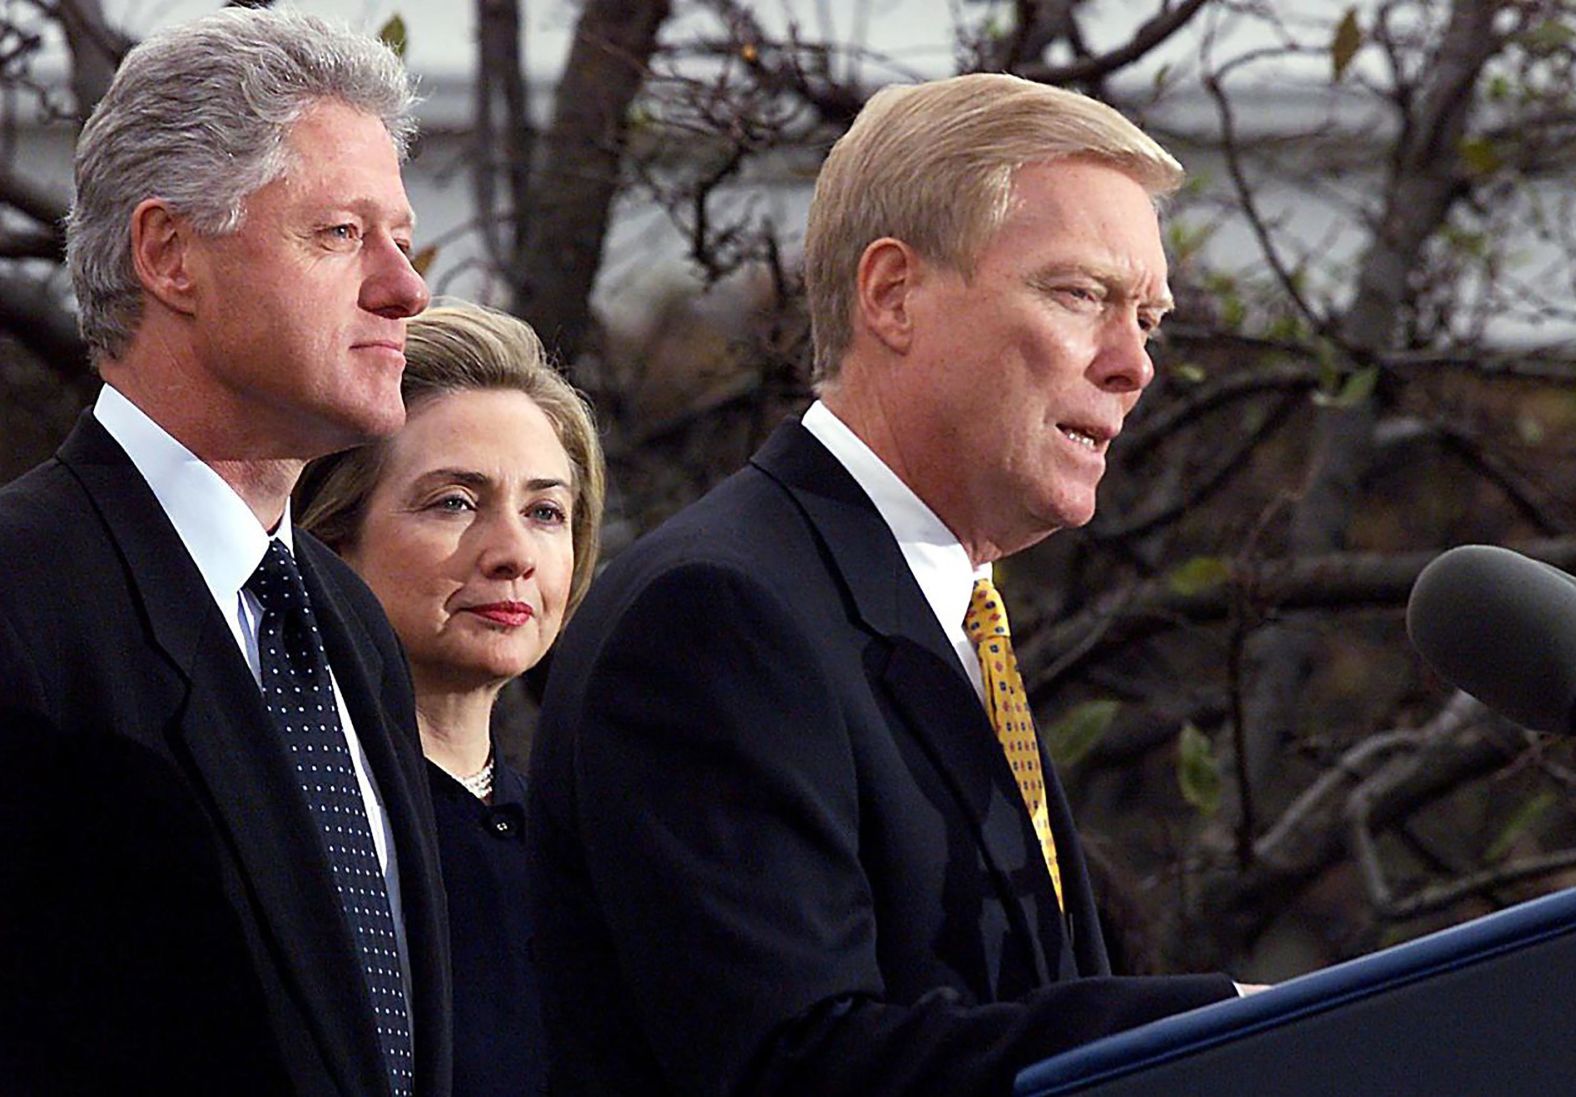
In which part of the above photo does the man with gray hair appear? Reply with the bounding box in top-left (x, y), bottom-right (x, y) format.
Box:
top-left (0, 9), bottom-right (448, 1096)
top-left (530, 73), bottom-right (1242, 1096)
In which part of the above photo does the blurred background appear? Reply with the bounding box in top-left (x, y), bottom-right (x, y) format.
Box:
top-left (7, 0), bottom-right (1576, 985)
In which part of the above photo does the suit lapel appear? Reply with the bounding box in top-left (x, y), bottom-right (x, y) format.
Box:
top-left (1040, 744), bottom-right (1109, 976)
top-left (751, 421), bottom-right (1063, 969)
top-left (58, 414), bottom-right (391, 1096)
top-left (748, 420), bottom-right (955, 666)
top-left (58, 415), bottom-right (206, 681)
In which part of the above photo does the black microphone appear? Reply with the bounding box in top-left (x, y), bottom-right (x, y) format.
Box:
top-left (1406, 544), bottom-right (1576, 734)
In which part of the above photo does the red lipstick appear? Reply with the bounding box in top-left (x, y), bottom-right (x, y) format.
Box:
top-left (464, 602), bottom-right (534, 628)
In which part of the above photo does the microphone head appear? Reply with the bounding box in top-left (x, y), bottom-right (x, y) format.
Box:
top-left (1407, 544), bottom-right (1576, 734)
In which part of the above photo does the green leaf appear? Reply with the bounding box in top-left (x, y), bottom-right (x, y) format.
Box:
top-left (1486, 790), bottom-right (1556, 862)
top-left (627, 103), bottom-right (655, 131)
top-left (1166, 556), bottom-right (1230, 597)
top-left (1311, 365), bottom-right (1377, 408)
top-left (1518, 20), bottom-right (1576, 57)
top-left (1177, 722), bottom-right (1221, 816)
top-left (1331, 7), bottom-right (1362, 82)
top-left (1516, 414), bottom-right (1545, 446)
top-left (1264, 313), bottom-right (1307, 342)
top-left (1441, 225), bottom-right (1489, 258)
top-left (1166, 220), bottom-right (1213, 261)
top-left (1220, 294), bottom-right (1246, 332)
top-left (1173, 362), bottom-right (1207, 384)
top-left (379, 14), bottom-right (408, 59)
top-left (1458, 136), bottom-right (1502, 176)
top-left (1046, 700), bottom-right (1120, 767)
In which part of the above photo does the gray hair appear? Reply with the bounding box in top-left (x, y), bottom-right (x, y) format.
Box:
top-left (67, 7), bottom-right (418, 360)
top-left (804, 73), bottom-right (1183, 384)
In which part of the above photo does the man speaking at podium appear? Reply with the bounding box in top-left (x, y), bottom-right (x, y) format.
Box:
top-left (529, 73), bottom-right (1240, 1097)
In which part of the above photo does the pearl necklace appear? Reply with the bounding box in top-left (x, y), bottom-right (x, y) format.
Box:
top-left (458, 755), bottom-right (495, 803)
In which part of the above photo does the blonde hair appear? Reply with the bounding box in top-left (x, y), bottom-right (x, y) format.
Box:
top-left (297, 302), bottom-right (606, 620)
top-left (803, 73), bottom-right (1183, 384)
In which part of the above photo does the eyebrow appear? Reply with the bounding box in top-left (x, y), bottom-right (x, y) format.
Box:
top-left (411, 468), bottom-right (573, 493)
top-left (334, 196), bottom-right (418, 233)
top-left (1034, 262), bottom-right (1174, 312)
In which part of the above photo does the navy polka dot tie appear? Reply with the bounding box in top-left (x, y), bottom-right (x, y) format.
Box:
top-left (247, 539), bottom-right (414, 1097)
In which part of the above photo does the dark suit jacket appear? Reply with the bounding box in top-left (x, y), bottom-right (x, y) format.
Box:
top-left (429, 754), bottom-right (547, 1097)
top-left (0, 412), bottom-right (452, 1097)
top-left (527, 420), bottom-right (1235, 1097)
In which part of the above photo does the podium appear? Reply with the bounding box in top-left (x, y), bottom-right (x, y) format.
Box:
top-left (1015, 886), bottom-right (1576, 1096)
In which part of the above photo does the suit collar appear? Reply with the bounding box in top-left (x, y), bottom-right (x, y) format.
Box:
top-left (58, 411), bottom-right (209, 680)
top-left (92, 384), bottom-right (277, 619)
top-left (750, 419), bottom-right (959, 669)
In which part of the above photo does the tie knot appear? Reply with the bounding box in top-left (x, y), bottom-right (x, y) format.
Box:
top-left (246, 538), bottom-right (310, 615)
top-left (964, 576), bottom-right (1012, 641)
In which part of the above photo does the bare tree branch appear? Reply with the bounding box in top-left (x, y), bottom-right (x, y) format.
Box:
top-left (514, 0), bottom-right (671, 370)
top-left (1356, 833), bottom-right (1576, 921)
top-left (1093, 390), bottom-right (1303, 542)
top-left (1195, 693), bottom-right (1525, 947)
top-left (0, 224), bottom-right (61, 258)
top-left (1016, 0), bottom-right (1212, 85)
top-left (1238, 0), bottom-right (1507, 795)
top-left (51, 0), bottom-right (127, 118)
top-left (1022, 536), bottom-right (1576, 687)
top-left (0, 269), bottom-right (87, 376)
top-left (0, 165), bottom-right (68, 229)
top-left (1416, 419), bottom-right (1571, 535)
top-left (701, 0), bottom-right (867, 127)
top-left (1122, 358), bottom-right (1317, 454)
top-left (472, 0), bottom-right (532, 281)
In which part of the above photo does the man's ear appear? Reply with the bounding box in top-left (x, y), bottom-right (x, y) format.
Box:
top-left (854, 237), bottom-right (924, 355)
top-left (128, 199), bottom-right (200, 316)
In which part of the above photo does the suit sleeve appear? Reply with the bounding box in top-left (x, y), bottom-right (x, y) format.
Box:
top-left (559, 561), bottom-right (1232, 1097)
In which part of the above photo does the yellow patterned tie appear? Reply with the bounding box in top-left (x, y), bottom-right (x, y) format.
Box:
top-left (965, 576), bottom-right (1063, 908)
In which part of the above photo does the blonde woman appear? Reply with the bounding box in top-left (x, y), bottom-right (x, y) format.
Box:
top-left (298, 301), bottom-right (604, 1097)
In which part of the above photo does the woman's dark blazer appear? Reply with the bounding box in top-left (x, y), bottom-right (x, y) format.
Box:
top-left (429, 755), bottom-right (547, 1097)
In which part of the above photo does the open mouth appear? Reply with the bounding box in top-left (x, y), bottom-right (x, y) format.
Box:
top-left (1059, 425), bottom-right (1101, 451)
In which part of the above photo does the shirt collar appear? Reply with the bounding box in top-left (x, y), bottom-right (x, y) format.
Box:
top-left (801, 399), bottom-right (989, 635)
top-left (94, 384), bottom-right (293, 607)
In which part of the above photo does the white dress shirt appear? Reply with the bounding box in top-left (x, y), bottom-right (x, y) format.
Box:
top-left (801, 400), bottom-right (991, 699)
top-left (93, 383), bottom-right (411, 991)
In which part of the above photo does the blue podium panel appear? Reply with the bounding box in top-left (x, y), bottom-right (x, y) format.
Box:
top-left (1016, 887), bottom-right (1576, 1097)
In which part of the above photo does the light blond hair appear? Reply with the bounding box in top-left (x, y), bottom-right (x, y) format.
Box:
top-left (297, 302), bottom-right (606, 620)
top-left (803, 73), bottom-right (1183, 384)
